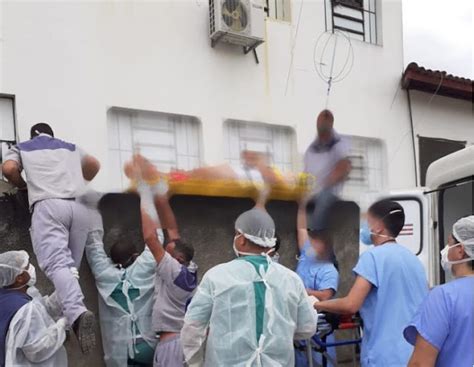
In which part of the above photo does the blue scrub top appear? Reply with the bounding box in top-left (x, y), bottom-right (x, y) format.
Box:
top-left (404, 276), bottom-right (474, 367)
top-left (296, 240), bottom-right (339, 293)
top-left (295, 240), bottom-right (339, 367)
top-left (353, 242), bottom-right (428, 367)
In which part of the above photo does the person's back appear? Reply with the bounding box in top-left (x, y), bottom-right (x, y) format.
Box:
top-left (8, 133), bottom-right (85, 208)
top-left (2, 124), bottom-right (100, 354)
top-left (355, 243), bottom-right (427, 366)
top-left (184, 258), bottom-right (316, 366)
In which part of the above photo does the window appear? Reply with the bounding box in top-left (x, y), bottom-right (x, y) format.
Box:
top-left (0, 94), bottom-right (16, 144)
top-left (224, 119), bottom-right (295, 172)
top-left (0, 94), bottom-right (16, 181)
top-left (325, 0), bottom-right (378, 44)
top-left (265, 0), bottom-right (291, 22)
top-left (440, 177), bottom-right (474, 283)
top-left (107, 108), bottom-right (201, 190)
top-left (342, 136), bottom-right (385, 199)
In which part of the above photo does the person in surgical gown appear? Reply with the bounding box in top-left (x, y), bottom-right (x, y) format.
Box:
top-left (404, 215), bottom-right (474, 367)
top-left (181, 207), bottom-right (317, 367)
top-left (0, 250), bottom-right (67, 367)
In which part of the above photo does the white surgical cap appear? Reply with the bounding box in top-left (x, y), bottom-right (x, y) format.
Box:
top-left (0, 250), bottom-right (29, 288)
top-left (235, 208), bottom-right (276, 248)
top-left (453, 215), bottom-right (474, 257)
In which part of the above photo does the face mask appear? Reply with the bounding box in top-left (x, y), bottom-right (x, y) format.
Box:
top-left (26, 264), bottom-right (36, 287)
top-left (233, 234), bottom-right (242, 257)
top-left (360, 221), bottom-right (373, 246)
top-left (440, 243), bottom-right (472, 273)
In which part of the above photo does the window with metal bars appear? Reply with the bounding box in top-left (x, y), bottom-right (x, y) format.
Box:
top-left (341, 136), bottom-right (385, 200)
top-left (325, 0), bottom-right (378, 44)
top-left (224, 119), bottom-right (295, 172)
top-left (107, 108), bottom-right (201, 190)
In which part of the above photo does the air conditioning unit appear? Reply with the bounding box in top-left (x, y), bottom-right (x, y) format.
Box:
top-left (209, 0), bottom-right (265, 49)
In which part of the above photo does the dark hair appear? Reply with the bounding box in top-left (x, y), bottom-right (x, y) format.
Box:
top-left (308, 229), bottom-right (339, 270)
top-left (369, 199), bottom-right (405, 237)
top-left (274, 235), bottom-right (281, 253)
top-left (107, 229), bottom-right (139, 268)
top-left (30, 123), bottom-right (54, 139)
top-left (174, 240), bottom-right (195, 263)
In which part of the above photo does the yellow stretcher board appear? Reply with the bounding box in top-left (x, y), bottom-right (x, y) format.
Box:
top-left (156, 172), bottom-right (315, 202)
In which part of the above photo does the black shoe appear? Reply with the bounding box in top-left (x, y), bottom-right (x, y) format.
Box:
top-left (72, 310), bottom-right (96, 354)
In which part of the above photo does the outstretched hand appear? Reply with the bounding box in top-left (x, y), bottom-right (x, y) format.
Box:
top-left (141, 210), bottom-right (158, 244)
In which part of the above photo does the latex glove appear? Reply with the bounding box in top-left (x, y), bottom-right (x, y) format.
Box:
top-left (150, 178), bottom-right (169, 197)
top-left (56, 317), bottom-right (67, 331)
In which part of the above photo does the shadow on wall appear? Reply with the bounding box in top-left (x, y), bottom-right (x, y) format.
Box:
top-left (0, 192), bottom-right (359, 366)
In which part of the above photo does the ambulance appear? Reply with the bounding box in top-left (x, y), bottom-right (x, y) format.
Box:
top-left (384, 145), bottom-right (474, 286)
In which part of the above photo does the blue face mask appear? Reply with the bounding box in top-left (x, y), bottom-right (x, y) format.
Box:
top-left (360, 221), bottom-right (373, 246)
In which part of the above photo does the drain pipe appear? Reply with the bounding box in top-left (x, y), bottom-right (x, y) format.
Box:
top-left (406, 89), bottom-right (419, 187)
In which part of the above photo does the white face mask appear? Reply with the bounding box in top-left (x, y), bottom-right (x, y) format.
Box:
top-left (233, 234), bottom-right (242, 257)
top-left (233, 233), bottom-right (275, 259)
top-left (26, 264), bottom-right (37, 287)
top-left (440, 243), bottom-right (471, 273)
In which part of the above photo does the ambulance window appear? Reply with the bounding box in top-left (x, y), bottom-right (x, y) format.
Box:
top-left (394, 198), bottom-right (422, 255)
top-left (440, 179), bottom-right (474, 283)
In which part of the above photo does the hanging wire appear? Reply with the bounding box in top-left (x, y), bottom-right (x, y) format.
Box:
top-left (312, 30), bottom-right (354, 107)
top-left (284, 0), bottom-right (305, 96)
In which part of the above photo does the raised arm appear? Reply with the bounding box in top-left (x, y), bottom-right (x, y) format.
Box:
top-left (153, 193), bottom-right (179, 241)
top-left (85, 230), bottom-right (116, 281)
top-left (141, 209), bottom-right (166, 263)
top-left (297, 203), bottom-right (308, 250)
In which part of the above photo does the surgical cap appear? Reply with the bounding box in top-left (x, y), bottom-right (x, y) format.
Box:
top-left (453, 215), bottom-right (474, 257)
top-left (235, 208), bottom-right (276, 248)
top-left (0, 250), bottom-right (29, 288)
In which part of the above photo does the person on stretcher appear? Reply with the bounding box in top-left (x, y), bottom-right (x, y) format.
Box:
top-left (124, 150), bottom-right (311, 206)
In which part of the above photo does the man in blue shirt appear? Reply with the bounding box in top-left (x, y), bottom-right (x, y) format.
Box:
top-left (404, 215), bottom-right (474, 367)
top-left (312, 199), bottom-right (428, 367)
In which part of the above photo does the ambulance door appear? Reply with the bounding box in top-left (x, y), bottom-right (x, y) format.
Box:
top-left (387, 189), bottom-right (436, 286)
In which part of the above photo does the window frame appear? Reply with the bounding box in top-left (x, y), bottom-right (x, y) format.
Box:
top-left (107, 107), bottom-right (202, 190)
top-left (324, 0), bottom-right (378, 44)
top-left (265, 0), bottom-right (292, 22)
top-left (223, 118), bottom-right (297, 173)
top-left (0, 93), bottom-right (17, 145)
top-left (437, 175), bottom-right (474, 284)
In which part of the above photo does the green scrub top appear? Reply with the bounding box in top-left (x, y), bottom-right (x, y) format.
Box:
top-left (111, 282), bottom-right (155, 365)
top-left (236, 255), bottom-right (269, 342)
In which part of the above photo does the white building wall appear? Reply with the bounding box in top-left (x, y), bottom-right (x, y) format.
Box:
top-left (1, 0), bottom-right (418, 193)
top-left (410, 90), bottom-right (474, 144)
